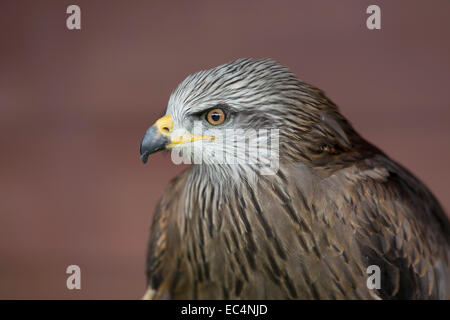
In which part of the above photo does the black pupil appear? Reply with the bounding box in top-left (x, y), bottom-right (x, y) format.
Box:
top-left (211, 112), bottom-right (221, 122)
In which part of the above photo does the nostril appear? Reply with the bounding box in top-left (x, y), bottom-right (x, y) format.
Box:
top-left (161, 126), bottom-right (170, 133)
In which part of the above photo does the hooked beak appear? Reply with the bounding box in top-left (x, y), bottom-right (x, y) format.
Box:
top-left (140, 115), bottom-right (172, 164)
top-left (139, 114), bottom-right (215, 164)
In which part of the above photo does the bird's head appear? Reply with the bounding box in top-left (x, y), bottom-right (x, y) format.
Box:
top-left (140, 58), bottom-right (356, 175)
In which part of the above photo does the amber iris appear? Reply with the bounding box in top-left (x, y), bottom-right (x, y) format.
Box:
top-left (206, 108), bottom-right (226, 125)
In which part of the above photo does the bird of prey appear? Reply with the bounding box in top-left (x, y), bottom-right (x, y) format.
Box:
top-left (139, 58), bottom-right (450, 299)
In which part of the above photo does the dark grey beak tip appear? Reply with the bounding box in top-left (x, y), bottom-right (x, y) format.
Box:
top-left (140, 151), bottom-right (149, 164)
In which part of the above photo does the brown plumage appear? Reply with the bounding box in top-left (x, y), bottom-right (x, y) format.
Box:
top-left (140, 58), bottom-right (450, 299)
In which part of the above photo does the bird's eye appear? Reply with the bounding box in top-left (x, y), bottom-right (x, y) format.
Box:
top-left (206, 108), bottom-right (226, 125)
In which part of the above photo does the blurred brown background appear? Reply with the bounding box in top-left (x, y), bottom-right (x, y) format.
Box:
top-left (0, 0), bottom-right (449, 299)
